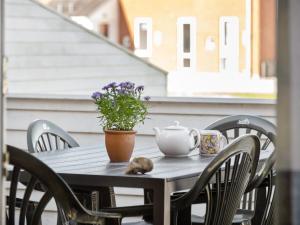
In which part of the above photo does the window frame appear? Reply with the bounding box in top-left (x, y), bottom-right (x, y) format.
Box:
top-left (134, 17), bottom-right (153, 58)
top-left (177, 17), bottom-right (197, 70)
top-left (219, 16), bottom-right (240, 73)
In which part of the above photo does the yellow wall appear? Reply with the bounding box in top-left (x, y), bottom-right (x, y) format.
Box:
top-left (120, 0), bottom-right (246, 73)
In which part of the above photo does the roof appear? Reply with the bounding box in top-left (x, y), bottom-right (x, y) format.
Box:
top-left (39, 0), bottom-right (108, 16)
top-left (34, 0), bottom-right (167, 75)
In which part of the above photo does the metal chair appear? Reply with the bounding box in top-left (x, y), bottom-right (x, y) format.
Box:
top-left (27, 120), bottom-right (116, 219)
top-left (191, 149), bottom-right (276, 225)
top-left (102, 134), bottom-right (260, 225)
top-left (256, 152), bottom-right (276, 225)
top-left (205, 115), bottom-right (276, 150)
top-left (187, 115), bottom-right (276, 225)
top-left (261, 182), bottom-right (275, 225)
top-left (27, 119), bottom-right (80, 153)
top-left (6, 145), bottom-right (121, 225)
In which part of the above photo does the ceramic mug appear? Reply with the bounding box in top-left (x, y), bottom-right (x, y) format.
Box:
top-left (199, 130), bottom-right (227, 155)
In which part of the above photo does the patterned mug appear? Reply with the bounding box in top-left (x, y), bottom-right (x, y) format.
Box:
top-left (199, 130), bottom-right (227, 155)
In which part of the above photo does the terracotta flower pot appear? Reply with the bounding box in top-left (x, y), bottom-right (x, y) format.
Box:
top-left (104, 130), bottom-right (136, 162)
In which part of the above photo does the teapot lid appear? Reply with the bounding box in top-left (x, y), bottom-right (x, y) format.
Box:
top-left (165, 121), bottom-right (187, 130)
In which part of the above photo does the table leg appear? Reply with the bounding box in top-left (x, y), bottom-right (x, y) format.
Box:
top-left (153, 181), bottom-right (171, 225)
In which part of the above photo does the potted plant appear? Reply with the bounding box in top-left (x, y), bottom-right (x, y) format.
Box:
top-left (92, 81), bottom-right (150, 162)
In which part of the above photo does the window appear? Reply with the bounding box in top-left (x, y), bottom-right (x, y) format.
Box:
top-left (134, 17), bottom-right (152, 57)
top-left (99, 23), bottom-right (109, 38)
top-left (56, 3), bottom-right (63, 13)
top-left (219, 16), bottom-right (239, 73)
top-left (177, 17), bottom-right (196, 70)
top-left (68, 2), bottom-right (74, 14)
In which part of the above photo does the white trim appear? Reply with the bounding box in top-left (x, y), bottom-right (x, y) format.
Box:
top-left (134, 17), bottom-right (152, 58)
top-left (219, 16), bottom-right (240, 74)
top-left (6, 93), bottom-right (276, 105)
top-left (245, 0), bottom-right (252, 77)
top-left (177, 17), bottom-right (197, 70)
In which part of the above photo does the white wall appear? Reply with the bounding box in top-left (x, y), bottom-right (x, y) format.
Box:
top-left (5, 94), bottom-right (276, 149)
top-left (5, 0), bottom-right (167, 96)
top-left (168, 71), bottom-right (277, 96)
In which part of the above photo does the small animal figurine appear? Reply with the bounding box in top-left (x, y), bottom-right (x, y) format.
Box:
top-left (125, 157), bottom-right (153, 174)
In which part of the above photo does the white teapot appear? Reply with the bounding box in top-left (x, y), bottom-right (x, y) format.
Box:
top-left (153, 121), bottom-right (200, 157)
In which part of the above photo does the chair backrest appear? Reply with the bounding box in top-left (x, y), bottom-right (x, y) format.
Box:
top-left (172, 134), bottom-right (260, 225)
top-left (205, 115), bottom-right (276, 151)
top-left (253, 151), bottom-right (276, 225)
top-left (27, 120), bottom-right (117, 209)
top-left (27, 119), bottom-right (79, 153)
top-left (262, 188), bottom-right (275, 225)
top-left (205, 115), bottom-right (276, 214)
top-left (6, 145), bottom-right (120, 225)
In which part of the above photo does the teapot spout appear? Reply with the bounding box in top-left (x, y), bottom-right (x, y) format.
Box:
top-left (153, 127), bottom-right (161, 141)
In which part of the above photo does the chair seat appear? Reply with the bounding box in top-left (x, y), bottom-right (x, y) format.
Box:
top-left (191, 209), bottom-right (254, 225)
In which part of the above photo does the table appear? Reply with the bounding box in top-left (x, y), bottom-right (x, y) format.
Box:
top-left (33, 145), bottom-right (272, 225)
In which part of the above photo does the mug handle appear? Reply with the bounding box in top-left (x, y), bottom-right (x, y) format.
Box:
top-left (189, 128), bottom-right (200, 151)
top-left (220, 133), bottom-right (228, 150)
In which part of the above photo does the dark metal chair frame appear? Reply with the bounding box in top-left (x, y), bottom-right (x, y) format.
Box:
top-left (205, 115), bottom-right (276, 150)
top-left (26, 119), bottom-right (116, 222)
top-left (202, 115), bottom-right (277, 225)
top-left (144, 115), bottom-right (276, 225)
top-left (255, 151), bottom-right (276, 225)
top-left (103, 134), bottom-right (261, 225)
top-left (6, 145), bottom-right (121, 225)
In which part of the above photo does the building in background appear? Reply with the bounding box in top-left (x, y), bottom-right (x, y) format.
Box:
top-left (39, 0), bottom-right (276, 96)
top-left (39, 0), bottom-right (120, 43)
top-left (41, 0), bottom-right (276, 78)
top-left (6, 0), bottom-right (167, 96)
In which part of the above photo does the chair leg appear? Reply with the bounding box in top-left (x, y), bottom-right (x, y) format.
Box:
top-left (94, 187), bottom-right (116, 208)
top-left (177, 206), bottom-right (192, 225)
top-left (172, 210), bottom-right (179, 225)
top-left (90, 188), bottom-right (118, 225)
top-left (143, 188), bottom-right (154, 222)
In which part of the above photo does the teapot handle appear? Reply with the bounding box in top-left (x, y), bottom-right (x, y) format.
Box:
top-left (189, 128), bottom-right (200, 151)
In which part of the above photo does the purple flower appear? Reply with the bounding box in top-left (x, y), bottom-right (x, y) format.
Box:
top-left (102, 82), bottom-right (117, 90)
top-left (119, 81), bottom-right (135, 90)
top-left (91, 92), bottom-right (103, 100)
top-left (107, 82), bottom-right (117, 88)
top-left (116, 89), bottom-right (126, 94)
top-left (127, 82), bottom-right (135, 89)
top-left (136, 85), bottom-right (144, 92)
top-left (119, 82), bottom-right (125, 87)
top-left (102, 85), bottom-right (109, 91)
top-left (144, 96), bottom-right (151, 101)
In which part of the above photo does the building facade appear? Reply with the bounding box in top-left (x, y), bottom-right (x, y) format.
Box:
top-left (41, 0), bottom-right (276, 86)
top-left (118, 0), bottom-right (276, 77)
